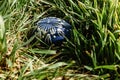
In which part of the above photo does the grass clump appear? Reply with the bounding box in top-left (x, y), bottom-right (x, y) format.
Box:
top-left (0, 0), bottom-right (120, 79)
top-left (41, 0), bottom-right (120, 79)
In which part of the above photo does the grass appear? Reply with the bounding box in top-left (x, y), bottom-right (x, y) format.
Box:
top-left (0, 0), bottom-right (120, 79)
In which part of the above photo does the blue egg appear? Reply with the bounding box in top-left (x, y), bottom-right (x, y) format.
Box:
top-left (36, 17), bottom-right (72, 44)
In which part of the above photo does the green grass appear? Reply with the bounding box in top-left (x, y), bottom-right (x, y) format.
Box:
top-left (0, 0), bottom-right (120, 79)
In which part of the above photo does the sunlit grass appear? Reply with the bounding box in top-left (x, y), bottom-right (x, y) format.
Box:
top-left (0, 0), bottom-right (120, 79)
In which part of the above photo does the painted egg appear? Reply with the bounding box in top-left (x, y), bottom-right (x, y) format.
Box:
top-left (36, 17), bottom-right (71, 44)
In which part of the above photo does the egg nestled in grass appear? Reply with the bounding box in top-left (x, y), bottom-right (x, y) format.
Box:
top-left (35, 17), bottom-right (72, 44)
